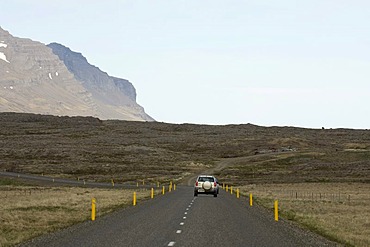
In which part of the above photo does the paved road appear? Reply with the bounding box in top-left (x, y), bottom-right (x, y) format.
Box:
top-left (20, 186), bottom-right (337, 247)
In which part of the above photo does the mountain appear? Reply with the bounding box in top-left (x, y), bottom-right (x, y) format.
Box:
top-left (0, 27), bottom-right (154, 121)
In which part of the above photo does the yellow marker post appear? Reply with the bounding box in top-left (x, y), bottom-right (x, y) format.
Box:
top-left (136, 182), bottom-right (139, 187)
top-left (133, 192), bottom-right (137, 206)
top-left (162, 186), bottom-right (165, 195)
top-left (174, 184), bottom-right (176, 191)
top-left (226, 185), bottom-right (228, 192)
top-left (274, 200), bottom-right (279, 221)
top-left (237, 188), bottom-right (240, 198)
top-left (250, 193), bottom-right (253, 206)
top-left (111, 179), bottom-right (115, 187)
top-left (83, 180), bottom-right (86, 185)
top-left (169, 183), bottom-right (172, 192)
top-left (52, 178), bottom-right (55, 183)
top-left (151, 188), bottom-right (154, 199)
top-left (222, 183), bottom-right (225, 190)
top-left (142, 179), bottom-right (145, 185)
top-left (157, 181), bottom-right (160, 188)
top-left (91, 198), bottom-right (96, 221)
top-left (231, 186), bottom-right (233, 194)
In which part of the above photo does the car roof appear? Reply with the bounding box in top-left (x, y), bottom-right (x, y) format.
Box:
top-left (198, 175), bottom-right (215, 178)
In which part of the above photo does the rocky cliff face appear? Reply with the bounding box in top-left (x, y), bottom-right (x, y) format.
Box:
top-left (0, 27), bottom-right (153, 121)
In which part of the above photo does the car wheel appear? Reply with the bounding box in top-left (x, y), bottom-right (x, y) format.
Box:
top-left (194, 192), bottom-right (198, 197)
top-left (214, 192), bottom-right (217, 197)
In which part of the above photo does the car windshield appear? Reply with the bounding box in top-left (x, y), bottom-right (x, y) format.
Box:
top-left (198, 177), bottom-right (214, 182)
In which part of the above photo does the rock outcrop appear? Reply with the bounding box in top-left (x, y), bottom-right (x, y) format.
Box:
top-left (0, 27), bottom-right (153, 121)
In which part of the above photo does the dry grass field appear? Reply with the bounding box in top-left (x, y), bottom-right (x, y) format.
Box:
top-left (239, 183), bottom-right (370, 247)
top-left (0, 112), bottom-right (369, 246)
top-left (0, 182), bottom-right (159, 247)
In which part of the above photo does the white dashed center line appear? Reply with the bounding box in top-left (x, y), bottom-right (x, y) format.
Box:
top-left (167, 199), bottom-right (195, 245)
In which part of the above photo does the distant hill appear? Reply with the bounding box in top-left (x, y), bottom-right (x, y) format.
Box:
top-left (0, 27), bottom-right (154, 121)
top-left (1, 112), bottom-right (369, 184)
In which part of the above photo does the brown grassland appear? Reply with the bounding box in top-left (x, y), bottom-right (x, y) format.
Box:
top-left (0, 112), bottom-right (369, 246)
top-left (0, 179), bottom-right (159, 247)
top-left (239, 183), bottom-right (370, 247)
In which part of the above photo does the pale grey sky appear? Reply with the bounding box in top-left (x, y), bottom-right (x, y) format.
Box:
top-left (1, 0), bottom-right (370, 128)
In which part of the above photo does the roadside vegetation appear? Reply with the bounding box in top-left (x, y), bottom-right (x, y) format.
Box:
top-left (239, 183), bottom-right (370, 247)
top-left (0, 181), bottom-right (159, 247)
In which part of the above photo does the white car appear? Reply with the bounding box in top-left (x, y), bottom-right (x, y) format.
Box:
top-left (194, 175), bottom-right (218, 197)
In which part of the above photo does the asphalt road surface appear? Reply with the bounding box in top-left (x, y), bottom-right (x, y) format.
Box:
top-left (19, 186), bottom-right (338, 247)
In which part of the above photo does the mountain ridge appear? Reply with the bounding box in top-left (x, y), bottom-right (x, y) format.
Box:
top-left (0, 27), bottom-right (154, 121)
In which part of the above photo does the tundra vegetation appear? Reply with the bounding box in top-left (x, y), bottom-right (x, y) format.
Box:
top-left (0, 112), bottom-right (369, 246)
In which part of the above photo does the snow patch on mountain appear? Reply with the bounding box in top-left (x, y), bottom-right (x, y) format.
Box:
top-left (0, 52), bottom-right (10, 63)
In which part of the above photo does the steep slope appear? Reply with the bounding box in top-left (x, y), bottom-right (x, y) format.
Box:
top-left (0, 27), bottom-right (153, 121)
top-left (0, 27), bottom-right (95, 117)
top-left (47, 43), bottom-right (153, 121)
top-left (47, 43), bottom-right (136, 102)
